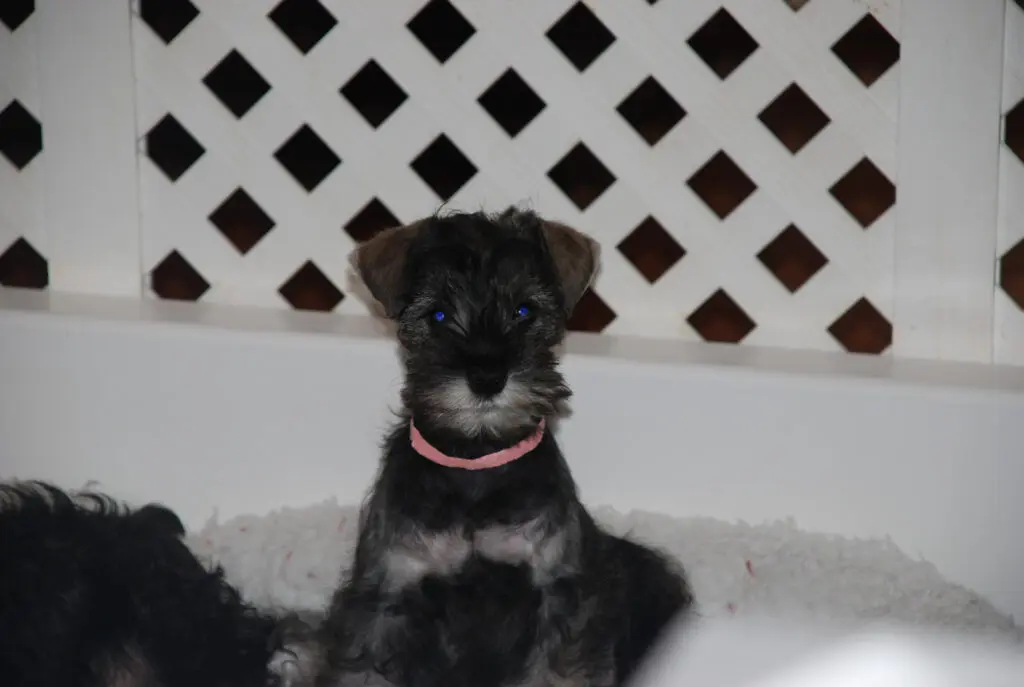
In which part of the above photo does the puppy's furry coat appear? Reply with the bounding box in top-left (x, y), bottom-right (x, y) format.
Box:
top-left (0, 481), bottom-right (285, 687)
top-left (289, 209), bottom-right (693, 687)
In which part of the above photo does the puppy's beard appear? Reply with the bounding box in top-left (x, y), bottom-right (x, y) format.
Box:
top-left (424, 375), bottom-right (541, 437)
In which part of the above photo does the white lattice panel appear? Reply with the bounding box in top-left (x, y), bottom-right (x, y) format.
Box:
top-left (132, 0), bottom-right (904, 354)
top-left (0, 5), bottom-right (48, 290)
top-left (996, 0), bottom-right (1024, 366)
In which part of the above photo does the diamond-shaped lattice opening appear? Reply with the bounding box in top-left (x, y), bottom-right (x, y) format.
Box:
top-left (268, 0), bottom-right (337, 55)
top-left (617, 216), bottom-right (685, 284)
top-left (828, 297), bottom-right (891, 354)
top-left (546, 2), bottom-right (616, 73)
top-left (145, 114), bottom-right (205, 182)
top-left (209, 188), bottom-right (275, 255)
top-left (407, 0), bottom-right (476, 65)
top-left (478, 69), bottom-right (547, 138)
top-left (139, 0), bottom-right (198, 44)
top-left (341, 60), bottom-right (408, 129)
top-left (279, 261), bottom-right (344, 312)
top-left (1006, 98), bottom-right (1024, 165)
top-left (687, 289), bottom-right (756, 343)
top-left (410, 134), bottom-right (477, 201)
top-left (687, 151), bottom-right (756, 220)
top-left (0, 0), bottom-right (34, 32)
top-left (568, 288), bottom-right (617, 333)
top-left (274, 124), bottom-right (340, 192)
top-left (999, 239), bottom-right (1024, 310)
top-left (757, 224), bottom-right (828, 293)
top-left (784, 0), bottom-right (811, 10)
top-left (203, 50), bottom-right (271, 119)
top-left (344, 198), bottom-right (401, 243)
top-left (548, 143), bottom-right (616, 211)
top-left (617, 77), bottom-right (686, 146)
top-left (829, 158), bottom-right (895, 228)
top-left (151, 250), bottom-right (209, 301)
top-left (758, 83), bottom-right (830, 154)
top-left (0, 100), bottom-right (42, 170)
top-left (687, 8), bottom-right (758, 80)
top-left (832, 14), bottom-right (899, 87)
top-left (0, 237), bottom-right (47, 289)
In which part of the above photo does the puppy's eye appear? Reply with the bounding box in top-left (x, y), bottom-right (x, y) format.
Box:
top-left (514, 304), bottom-right (531, 319)
top-left (431, 310), bottom-right (447, 323)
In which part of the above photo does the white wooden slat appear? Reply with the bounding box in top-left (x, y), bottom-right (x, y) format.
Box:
top-left (1004, 3), bottom-right (1024, 109)
top-left (859, 0), bottom-right (902, 38)
top-left (799, 0), bottom-right (876, 46)
top-left (0, 13), bottom-right (40, 114)
top-left (869, 64), bottom-right (901, 126)
top-left (725, 0), bottom-right (897, 178)
top-left (994, 0), bottom-right (1024, 366)
top-left (33, 0), bottom-right (142, 297)
top-left (892, 0), bottom-right (1006, 363)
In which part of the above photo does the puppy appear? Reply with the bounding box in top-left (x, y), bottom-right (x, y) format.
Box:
top-left (0, 481), bottom-right (290, 687)
top-left (289, 208), bottom-right (693, 687)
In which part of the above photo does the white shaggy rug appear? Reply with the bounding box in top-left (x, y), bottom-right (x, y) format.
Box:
top-left (186, 500), bottom-right (1021, 643)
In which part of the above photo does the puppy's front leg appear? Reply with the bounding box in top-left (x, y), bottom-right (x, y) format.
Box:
top-left (314, 601), bottom-right (420, 687)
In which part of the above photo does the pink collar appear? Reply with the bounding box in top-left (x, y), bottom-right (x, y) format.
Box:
top-left (409, 419), bottom-right (546, 470)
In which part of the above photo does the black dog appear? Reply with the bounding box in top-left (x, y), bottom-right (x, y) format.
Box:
top-left (0, 481), bottom-right (291, 687)
top-left (283, 208), bottom-right (693, 687)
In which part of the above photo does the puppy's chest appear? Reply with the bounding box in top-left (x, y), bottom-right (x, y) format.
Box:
top-left (381, 519), bottom-right (570, 592)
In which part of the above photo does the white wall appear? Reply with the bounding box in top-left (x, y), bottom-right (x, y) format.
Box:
top-left (2, 289), bottom-right (1023, 622)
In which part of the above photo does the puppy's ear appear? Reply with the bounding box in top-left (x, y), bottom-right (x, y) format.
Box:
top-left (349, 221), bottom-right (425, 319)
top-left (541, 221), bottom-right (601, 315)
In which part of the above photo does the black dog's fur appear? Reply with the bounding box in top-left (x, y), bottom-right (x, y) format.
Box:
top-left (285, 208), bottom-right (693, 687)
top-left (0, 481), bottom-right (285, 687)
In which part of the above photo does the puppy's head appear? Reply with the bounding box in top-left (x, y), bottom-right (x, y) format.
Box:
top-left (350, 208), bottom-right (600, 438)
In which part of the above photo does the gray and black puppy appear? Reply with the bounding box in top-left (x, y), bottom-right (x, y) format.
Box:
top-left (281, 208), bottom-right (693, 687)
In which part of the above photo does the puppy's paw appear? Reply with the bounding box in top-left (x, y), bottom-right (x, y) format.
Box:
top-left (266, 613), bottom-right (323, 687)
top-left (268, 647), bottom-right (317, 687)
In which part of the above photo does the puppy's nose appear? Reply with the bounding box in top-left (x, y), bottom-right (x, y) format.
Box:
top-left (466, 367), bottom-right (507, 397)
